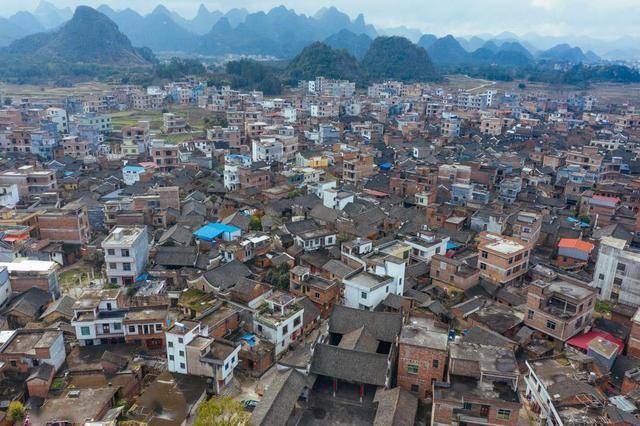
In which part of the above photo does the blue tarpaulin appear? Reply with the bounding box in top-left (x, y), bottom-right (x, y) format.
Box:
top-left (194, 222), bottom-right (241, 242)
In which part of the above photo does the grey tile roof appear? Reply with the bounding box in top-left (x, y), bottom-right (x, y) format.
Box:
top-left (250, 369), bottom-right (315, 426)
top-left (310, 343), bottom-right (389, 386)
top-left (373, 387), bottom-right (418, 426)
top-left (329, 305), bottom-right (402, 343)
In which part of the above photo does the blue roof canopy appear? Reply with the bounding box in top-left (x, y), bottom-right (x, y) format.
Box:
top-left (194, 222), bottom-right (241, 241)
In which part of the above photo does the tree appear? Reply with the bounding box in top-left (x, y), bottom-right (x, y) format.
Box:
top-left (194, 397), bottom-right (249, 426)
top-left (249, 215), bottom-right (262, 231)
top-left (7, 401), bottom-right (25, 424)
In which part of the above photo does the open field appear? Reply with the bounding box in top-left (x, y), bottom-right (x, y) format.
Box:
top-left (443, 74), bottom-right (640, 105)
top-left (0, 82), bottom-right (112, 101)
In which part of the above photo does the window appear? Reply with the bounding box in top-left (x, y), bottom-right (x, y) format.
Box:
top-left (180, 363), bottom-right (185, 369)
top-left (407, 363), bottom-right (419, 374)
top-left (386, 286), bottom-right (389, 293)
top-left (617, 263), bottom-right (626, 272)
top-left (113, 323), bottom-right (121, 331)
top-left (110, 278), bottom-right (118, 284)
top-left (156, 324), bottom-right (162, 331)
top-left (128, 325), bottom-right (136, 333)
top-left (599, 273), bottom-right (605, 280)
top-left (410, 384), bottom-right (419, 393)
top-left (546, 320), bottom-right (557, 330)
top-left (294, 317), bottom-right (301, 327)
top-left (496, 409), bottom-right (511, 420)
top-left (224, 362), bottom-right (229, 370)
top-left (107, 249), bottom-right (115, 255)
top-left (433, 359), bottom-right (439, 368)
top-left (463, 402), bottom-right (472, 410)
top-left (283, 325), bottom-right (289, 335)
top-left (481, 251), bottom-right (488, 259)
top-left (527, 310), bottom-right (534, 320)
top-left (480, 263), bottom-right (487, 270)
top-left (80, 326), bottom-right (90, 336)
top-left (576, 317), bottom-right (583, 329)
top-left (614, 277), bottom-right (623, 287)
top-left (178, 338), bottom-right (183, 344)
top-left (109, 263), bottom-right (117, 270)
top-left (168, 342), bottom-right (174, 348)
top-left (123, 263), bottom-right (131, 271)
top-left (361, 292), bottom-right (367, 299)
top-left (179, 350), bottom-right (184, 357)
top-left (121, 249), bottom-right (130, 257)
top-left (169, 355), bottom-right (174, 361)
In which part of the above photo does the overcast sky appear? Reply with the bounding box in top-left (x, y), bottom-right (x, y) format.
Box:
top-left (6, 0), bottom-right (640, 39)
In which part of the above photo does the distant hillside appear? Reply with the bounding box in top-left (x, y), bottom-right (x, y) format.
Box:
top-left (324, 29), bottom-right (373, 59)
top-left (417, 34), bottom-right (438, 50)
top-left (538, 43), bottom-right (600, 64)
top-left (284, 42), bottom-right (364, 83)
top-left (361, 36), bottom-right (438, 82)
top-left (5, 6), bottom-right (154, 66)
top-left (426, 35), bottom-right (470, 65)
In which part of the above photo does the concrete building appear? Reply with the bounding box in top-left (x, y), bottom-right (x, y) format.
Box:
top-left (151, 141), bottom-right (179, 172)
top-left (0, 184), bottom-right (19, 208)
top-left (71, 288), bottom-right (126, 346)
top-left (524, 280), bottom-right (596, 342)
top-left (477, 232), bottom-right (532, 285)
top-left (0, 166), bottom-right (57, 198)
top-left (102, 226), bottom-right (149, 286)
top-left (0, 266), bottom-right (10, 307)
top-left (509, 211), bottom-right (542, 244)
top-left (162, 113), bottom-right (187, 134)
top-left (592, 236), bottom-right (640, 306)
top-left (45, 107), bottom-right (68, 133)
top-left (38, 203), bottom-right (91, 244)
top-left (0, 258), bottom-right (60, 297)
top-left (254, 291), bottom-right (304, 356)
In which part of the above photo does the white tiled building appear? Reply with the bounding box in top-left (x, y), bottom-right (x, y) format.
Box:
top-left (102, 226), bottom-right (149, 286)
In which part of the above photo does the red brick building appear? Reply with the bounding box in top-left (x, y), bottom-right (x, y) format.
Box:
top-left (397, 316), bottom-right (448, 398)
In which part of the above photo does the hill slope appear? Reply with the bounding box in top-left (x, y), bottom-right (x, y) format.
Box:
top-left (324, 29), bottom-right (372, 59)
top-left (5, 6), bottom-right (153, 66)
top-left (284, 42), bottom-right (364, 83)
top-left (362, 36), bottom-right (438, 81)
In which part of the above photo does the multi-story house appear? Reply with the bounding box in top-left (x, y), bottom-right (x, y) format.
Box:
top-left (162, 113), bottom-right (187, 134)
top-left (0, 166), bottom-right (57, 199)
top-left (62, 135), bottom-right (91, 159)
top-left (431, 252), bottom-right (480, 292)
top-left (341, 240), bottom-right (408, 311)
top-left (102, 226), bottom-right (149, 286)
top-left (0, 258), bottom-right (60, 297)
top-left (37, 202), bottom-right (91, 244)
top-left (123, 308), bottom-right (167, 351)
top-left (477, 232), bottom-right (532, 285)
top-left (432, 342), bottom-right (521, 426)
top-left (398, 316), bottom-right (448, 398)
top-left (524, 354), bottom-right (605, 426)
top-left (342, 152), bottom-right (374, 185)
top-left (592, 236), bottom-right (640, 306)
top-left (508, 211), bottom-right (542, 244)
top-left (220, 233), bottom-right (272, 263)
top-left (524, 280), bottom-right (596, 342)
top-left (165, 320), bottom-right (242, 394)
top-left (0, 329), bottom-right (66, 374)
top-left (71, 288), bottom-right (127, 346)
top-left (565, 145), bottom-right (602, 173)
top-left (151, 140), bottom-right (179, 172)
top-left (404, 231), bottom-right (449, 263)
top-left (121, 122), bottom-right (150, 156)
top-left (251, 137), bottom-right (284, 163)
top-left (0, 267), bottom-right (10, 307)
top-left (289, 266), bottom-right (339, 318)
top-left (254, 291), bottom-right (304, 356)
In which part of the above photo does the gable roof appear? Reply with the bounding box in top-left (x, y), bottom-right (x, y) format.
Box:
top-left (329, 305), bottom-right (402, 343)
top-left (250, 369), bottom-right (315, 426)
top-left (310, 343), bottom-right (389, 386)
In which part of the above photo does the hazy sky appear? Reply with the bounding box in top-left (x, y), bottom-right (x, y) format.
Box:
top-left (5, 0), bottom-right (640, 38)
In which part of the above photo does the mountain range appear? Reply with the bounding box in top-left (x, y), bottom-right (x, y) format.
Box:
top-left (2, 6), bottom-right (153, 67)
top-left (1, 1), bottom-right (638, 61)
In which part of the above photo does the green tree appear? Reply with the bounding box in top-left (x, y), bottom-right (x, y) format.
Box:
top-left (194, 397), bottom-right (249, 426)
top-left (7, 401), bottom-right (25, 424)
top-left (249, 215), bottom-right (262, 231)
